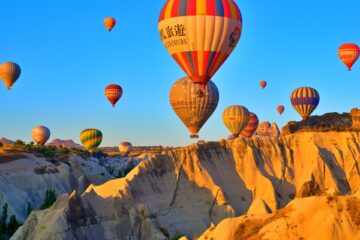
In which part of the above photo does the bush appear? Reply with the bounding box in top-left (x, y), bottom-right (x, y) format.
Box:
top-left (40, 190), bottom-right (57, 210)
top-left (13, 140), bottom-right (26, 150)
top-left (0, 203), bottom-right (22, 239)
top-left (0, 143), bottom-right (3, 148)
top-left (27, 203), bottom-right (33, 217)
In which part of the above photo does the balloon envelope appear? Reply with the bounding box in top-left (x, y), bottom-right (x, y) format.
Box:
top-left (277, 105), bottom-right (285, 115)
top-left (338, 43), bottom-right (359, 71)
top-left (0, 62), bottom-right (21, 90)
top-left (118, 142), bottom-right (133, 157)
top-left (105, 84), bottom-right (123, 107)
top-left (241, 112), bottom-right (259, 138)
top-left (222, 105), bottom-right (250, 138)
top-left (159, 0), bottom-right (242, 86)
top-left (32, 126), bottom-right (50, 145)
top-left (290, 87), bottom-right (320, 120)
top-left (170, 77), bottom-right (219, 138)
top-left (80, 129), bottom-right (103, 153)
top-left (104, 17), bottom-right (116, 31)
top-left (260, 81), bottom-right (267, 89)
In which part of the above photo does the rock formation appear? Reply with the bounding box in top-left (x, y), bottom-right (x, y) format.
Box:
top-left (253, 121), bottom-right (279, 137)
top-left (280, 109), bottom-right (360, 137)
top-left (12, 130), bottom-right (360, 239)
top-left (47, 139), bottom-right (82, 148)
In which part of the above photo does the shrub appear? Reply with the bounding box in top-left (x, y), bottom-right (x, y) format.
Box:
top-left (27, 203), bottom-right (33, 217)
top-left (40, 190), bottom-right (57, 210)
top-left (0, 143), bottom-right (3, 148)
top-left (0, 203), bottom-right (22, 239)
top-left (13, 140), bottom-right (26, 150)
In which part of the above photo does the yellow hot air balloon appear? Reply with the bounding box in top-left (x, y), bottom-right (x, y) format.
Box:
top-left (170, 77), bottom-right (219, 138)
top-left (80, 129), bottom-right (103, 153)
top-left (222, 105), bottom-right (250, 138)
top-left (158, 0), bottom-right (242, 87)
top-left (0, 62), bottom-right (21, 90)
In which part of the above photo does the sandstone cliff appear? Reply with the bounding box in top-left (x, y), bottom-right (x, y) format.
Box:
top-left (12, 131), bottom-right (360, 239)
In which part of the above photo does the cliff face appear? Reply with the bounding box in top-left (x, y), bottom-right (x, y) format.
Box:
top-left (13, 131), bottom-right (360, 240)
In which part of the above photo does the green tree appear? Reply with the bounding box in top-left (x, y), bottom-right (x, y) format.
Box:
top-left (40, 190), bottom-right (57, 210)
top-left (0, 143), bottom-right (3, 148)
top-left (0, 203), bottom-right (8, 236)
top-left (7, 215), bottom-right (20, 236)
top-left (26, 203), bottom-right (33, 217)
top-left (13, 140), bottom-right (26, 149)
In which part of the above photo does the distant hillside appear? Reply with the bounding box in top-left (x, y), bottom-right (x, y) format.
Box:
top-left (47, 139), bottom-right (82, 148)
top-left (0, 137), bottom-right (14, 145)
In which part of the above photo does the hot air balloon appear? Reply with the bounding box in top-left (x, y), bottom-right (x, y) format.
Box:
top-left (222, 105), bottom-right (250, 138)
top-left (290, 87), bottom-right (320, 120)
top-left (170, 77), bottom-right (219, 139)
top-left (32, 126), bottom-right (50, 145)
top-left (104, 17), bottom-right (116, 31)
top-left (0, 62), bottom-right (21, 90)
top-left (277, 105), bottom-right (285, 115)
top-left (260, 81), bottom-right (267, 89)
top-left (80, 129), bottom-right (103, 153)
top-left (119, 142), bottom-right (133, 157)
top-left (241, 112), bottom-right (259, 138)
top-left (338, 43), bottom-right (359, 71)
top-left (105, 84), bottom-right (123, 107)
top-left (159, 0), bottom-right (242, 88)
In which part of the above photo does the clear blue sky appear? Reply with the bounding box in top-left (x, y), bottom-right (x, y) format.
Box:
top-left (1, 0), bottom-right (359, 147)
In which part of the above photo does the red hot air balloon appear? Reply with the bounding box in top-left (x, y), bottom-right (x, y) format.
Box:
top-left (105, 84), bottom-right (123, 107)
top-left (338, 43), bottom-right (360, 71)
top-left (260, 81), bottom-right (267, 89)
top-left (277, 105), bottom-right (285, 115)
top-left (241, 112), bottom-right (259, 138)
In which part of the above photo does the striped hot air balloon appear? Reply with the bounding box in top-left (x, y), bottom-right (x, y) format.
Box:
top-left (290, 87), bottom-right (320, 120)
top-left (32, 126), bottom-right (50, 145)
top-left (222, 105), bottom-right (250, 138)
top-left (338, 43), bottom-right (359, 71)
top-left (0, 62), bottom-right (21, 90)
top-left (170, 77), bottom-right (219, 139)
top-left (104, 17), bottom-right (116, 31)
top-left (80, 129), bottom-right (103, 153)
top-left (105, 84), bottom-right (123, 107)
top-left (119, 142), bottom-right (133, 157)
top-left (159, 0), bottom-right (242, 87)
top-left (241, 112), bottom-right (259, 138)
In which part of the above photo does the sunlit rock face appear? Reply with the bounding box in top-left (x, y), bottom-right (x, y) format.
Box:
top-left (198, 192), bottom-right (360, 240)
top-left (351, 108), bottom-right (360, 129)
top-left (13, 130), bottom-right (360, 240)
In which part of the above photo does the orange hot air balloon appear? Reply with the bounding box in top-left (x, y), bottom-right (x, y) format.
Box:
top-left (338, 43), bottom-right (360, 71)
top-left (277, 105), bottom-right (285, 115)
top-left (158, 0), bottom-right (242, 88)
top-left (104, 17), bottom-right (116, 31)
top-left (260, 81), bottom-right (267, 89)
top-left (0, 62), bottom-right (21, 90)
top-left (105, 84), bottom-right (123, 107)
top-left (32, 126), bottom-right (51, 145)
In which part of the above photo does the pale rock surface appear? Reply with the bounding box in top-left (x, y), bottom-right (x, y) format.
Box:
top-left (13, 132), bottom-right (360, 239)
top-left (198, 193), bottom-right (360, 240)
